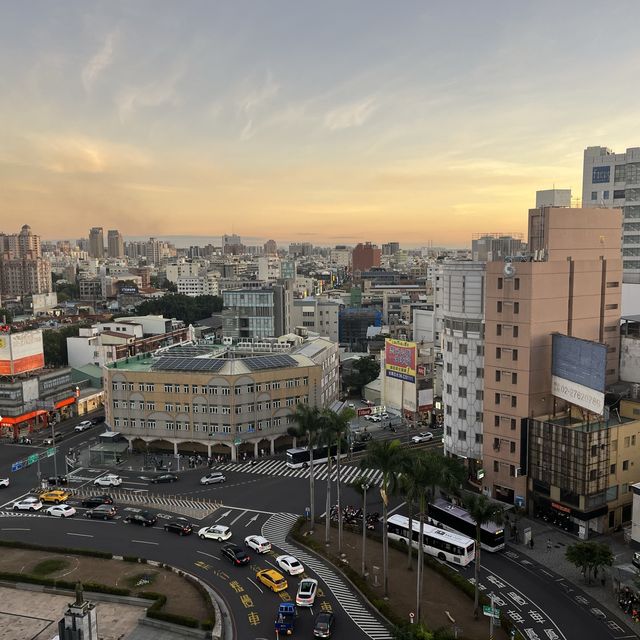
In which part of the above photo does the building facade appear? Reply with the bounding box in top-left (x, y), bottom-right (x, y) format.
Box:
top-left (88, 228), bottom-right (104, 259)
top-left (352, 242), bottom-right (382, 273)
top-left (441, 262), bottom-right (485, 468)
top-left (0, 225), bottom-right (52, 297)
top-left (222, 286), bottom-right (290, 339)
top-left (107, 230), bottom-right (124, 258)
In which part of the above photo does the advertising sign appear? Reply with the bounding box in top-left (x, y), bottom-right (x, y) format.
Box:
top-left (357, 408), bottom-right (372, 417)
top-left (551, 375), bottom-right (605, 415)
top-left (551, 334), bottom-right (606, 392)
top-left (0, 329), bottom-right (45, 375)
top-left (385, 339), bottom-right (417, 383)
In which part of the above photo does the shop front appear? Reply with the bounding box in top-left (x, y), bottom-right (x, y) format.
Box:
top-left (0, 409), bottom-right (48, 440)
top-left (532, 495), bottom-right (608, 539)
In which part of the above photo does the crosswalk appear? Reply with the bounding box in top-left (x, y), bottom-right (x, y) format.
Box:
top-left (262, 512), bottom-right (392, 640)
top-left (215, 458), bottom-right (384, 486)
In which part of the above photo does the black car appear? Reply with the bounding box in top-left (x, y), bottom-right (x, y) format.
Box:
top-left (81, 494), bottom-right (114, 508)
top-left (221, 544), bottom-right (250, 566)
top-left (151, 473), bottom-right (178, 484)
top-left (86, 504), bottom-right (117, 520)
top-left (313, 612), bottom-right (335, 638)
top-left (90, 415), bottom-right (105, 425)
top-left (124, 510), bottom-right (157, 527)
top-left (17, 436), bottom-right (32, 445)
top-left (47, 475), bottom-right (68, 486)
top-left (163, 518), bottom-right (192, 535)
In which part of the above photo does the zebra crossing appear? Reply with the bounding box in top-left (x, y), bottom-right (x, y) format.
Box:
top-left (262, 512), bottom-right (392, 640)
top-left (215, 458), bottom-right (384, 486)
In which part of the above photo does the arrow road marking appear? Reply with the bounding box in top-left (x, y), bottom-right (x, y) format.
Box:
top-left (247, 514), bottom-right (259, 525)
top-left (215, 510), bottom-right (232, 522)
top-left (229, 509), bottom-right (248, 525)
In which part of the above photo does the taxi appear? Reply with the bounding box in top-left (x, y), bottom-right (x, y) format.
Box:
top-left (39, 489), bottom-right (71, 504)
top-left (256, 569), bottom-right (288, 593)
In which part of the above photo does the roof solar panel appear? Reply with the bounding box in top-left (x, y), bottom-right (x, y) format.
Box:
top-left (243, 354), bottom-right (298, 371)
top-left (153, 357), bottom-right (226, 372)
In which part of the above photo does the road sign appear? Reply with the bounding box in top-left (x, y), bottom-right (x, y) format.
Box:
top-left (27, 454), bottom-right (39, 466)
top-left (11, 461), bottom-right (23, 472)
top-left (482, 605), bottom-right (500, 618)
top-left (46, 448), bottom-right (55, 458)
top-left (357, 408), bottom-right (372, 417)
top-left (233, 437), bottom-right (242, 446)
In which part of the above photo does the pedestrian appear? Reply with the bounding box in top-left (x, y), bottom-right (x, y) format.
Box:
top-left (546, 538), bottom-right (552, 552)
top-left (529, 537), bottom-right (534, 550)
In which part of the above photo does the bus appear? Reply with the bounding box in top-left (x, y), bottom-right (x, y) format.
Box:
top-left (386, 514), bottom-right (475, 567)
top-left (428, 498), bottom-right (505, 552)
top-left (286, 441), bottom-right (366, 469)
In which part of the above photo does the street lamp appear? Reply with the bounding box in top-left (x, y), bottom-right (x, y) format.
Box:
top-left (361, 480), bottom-right (371, 577)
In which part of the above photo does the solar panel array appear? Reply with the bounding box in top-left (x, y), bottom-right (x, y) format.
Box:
top-left (243, 354), bottom-right (298, 370)
top-left (153, 357), bottom-right (226, 372)
top-left (163, 345), bottom-right (220, 358)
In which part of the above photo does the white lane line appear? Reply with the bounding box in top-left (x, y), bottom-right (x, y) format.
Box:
top-left (67, 532), bottom-right (93, 538)
top-left (247, 578), bottom-right (263, 594)
top-left (1, 528), bottom-right (30, 531)
top-left (222, 505), bottom-right (275, 515)
top-left (229, 510), bottom-right (248, 525)
top-left (132, 539), bottom-right (158, 545)
top-left (387, 502), bottom-right (406, 517)
top-left (196, 550), bottom-right (220, 561)
top-left (215, 510), bottom-right (232, 522)
top-left (0, 493), bottom-right (30, 510)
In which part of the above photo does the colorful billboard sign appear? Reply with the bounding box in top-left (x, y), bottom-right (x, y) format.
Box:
top-left (385, 339), bottom-right (417, 383)
top-left (0, 329), bottom-right (45, 375)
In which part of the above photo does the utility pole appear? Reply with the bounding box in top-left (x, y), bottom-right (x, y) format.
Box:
top-left (489, 592), bottom-right (495, 640)
top-left (361, 481), bottom-right (370, 576)
top-left (51, 416), bottom-right (58, 479)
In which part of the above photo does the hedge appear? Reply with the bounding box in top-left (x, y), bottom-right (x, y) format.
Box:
top-left (147, 610), bottom-right (200, 628)
top-left (0, 571), bottom-right (130, 596)
top-left (0, 539), bottom-right (112, 559)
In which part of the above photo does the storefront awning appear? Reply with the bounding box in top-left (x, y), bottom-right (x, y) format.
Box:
top-left (0, 409), bottom-right (47, 425)
top-left (55, 397), bottom-right (76, 409)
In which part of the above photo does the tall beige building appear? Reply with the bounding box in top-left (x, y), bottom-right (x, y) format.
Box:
top-left (0, 225), bottom-right (51, 297)
top-left (482, 206), bottom-right (622, 506)
top-left (89, 227), bottom-right (105, 259)
top-left (107, 230), bottom-right (124, 258)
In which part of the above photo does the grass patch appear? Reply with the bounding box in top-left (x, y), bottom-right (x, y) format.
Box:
top-left (124, 572), bottom-right (157, 588)
top-left (31, 558), bottom-right (69, 576)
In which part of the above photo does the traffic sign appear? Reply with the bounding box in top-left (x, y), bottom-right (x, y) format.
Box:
top-left (482, 605), bottom-right (500, 618)
top-left (46, 448), bottom-right (55, 458)
top-left (27, 454), bottom-right (39, 466)
top-left (11, 461), bottom-right (23, 472)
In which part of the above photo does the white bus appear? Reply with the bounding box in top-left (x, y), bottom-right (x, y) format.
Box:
top-left (387, 514), bottom-right (475, 567)
top-left (286, 444), bottom-right (347, 469)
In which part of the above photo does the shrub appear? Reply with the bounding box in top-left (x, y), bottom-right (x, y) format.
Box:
top-left (0, 540), bottom-right (112, 559)
top-left (31, 558), bottom-right (69, 576)
top-left (147, 610), bottom-right (199, 628)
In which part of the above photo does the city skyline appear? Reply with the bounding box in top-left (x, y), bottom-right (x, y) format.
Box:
top-left (3, 2), bottom-right (640, 244)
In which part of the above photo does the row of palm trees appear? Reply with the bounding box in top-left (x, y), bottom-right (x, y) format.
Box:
top-left (290, 404), bottom-right (504, 624)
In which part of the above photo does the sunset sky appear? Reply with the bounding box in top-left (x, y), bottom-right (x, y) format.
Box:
top-left (2, 1), bottom-right (639, 247)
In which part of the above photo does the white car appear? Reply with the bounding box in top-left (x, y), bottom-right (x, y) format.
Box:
top-left (365, 414), bottom-right (381, 422)
top-left (0, 478), bottom-right (9, 488)
top-left (379, 412), bottom-right (389, 419)
top-left (411, 432), bottom-right (434, 444)
top-left (94, 474), bottom-right (122, 487)
top-left (276, 554), bottom-right (304, 576)
top-left (74, 420), bottom-right (92, 432)
top-left (13, 497), bottom-right (43, 511)
top-left (46, 504), bottom-right (76, 518)
top-left (198, 525), bottom-right (232, 541)
top-left (244, 535), bottom-right (271, 554)
top-left (295, 578), bottom-right (318, 606)
top-left (200, 472), bottom-right (226, 485)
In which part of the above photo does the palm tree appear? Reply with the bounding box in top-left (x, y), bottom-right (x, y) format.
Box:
top-left (322, 407), bottom-right (355, 554)
top-left (288, 404), bottom-right (322, 533)
top-left (352, 475), bottom-right (372, 576)
top-left (397, 451), bottom-right (420, 570)
top-left (463, 493), bottom-right (504, 618)
top-left (361, 438), bottom-right (406, 596)
top-left (316, 412), bottom-right (337, 546)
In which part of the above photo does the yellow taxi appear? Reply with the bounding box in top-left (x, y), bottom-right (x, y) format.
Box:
top-left (256, 569), bottom-right (288, 593)
top-left (39, 489), bottom-right (71, 504)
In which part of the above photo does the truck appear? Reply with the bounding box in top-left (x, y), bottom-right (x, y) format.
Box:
top-left (274, 602), bottom-right (296, 635)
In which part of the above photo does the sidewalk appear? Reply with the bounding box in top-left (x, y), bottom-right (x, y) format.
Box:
top-left (510, 514), bottom-right (637, 629)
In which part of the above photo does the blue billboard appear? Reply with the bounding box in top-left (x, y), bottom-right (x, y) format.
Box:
top-left (551, 334), bottom-right (606, 393)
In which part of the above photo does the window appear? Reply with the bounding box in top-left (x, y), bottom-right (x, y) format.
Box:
top-left (510, 465), bottom-right (516, 477)
top-left (511, 395), bottom-right (517, 408)
top-left (112, 382), bottom-right (118, 391)
top-left (476, 390), bottom-right (483, 401)
top-left (475, 412), bottom-right (483, 423)
top-left (624, 436), bottom-right (630, 448)
top-left (459, 344), bottom-right (468, 355)
top-left (165, 403), bottom-right (173, 412)
top-left (623, 460), bottom-right (629, 471)
top-left (221, 387), bottom-right (230, 395)
top-left (605, 303), bottom-right (618, 310)
top-left (458, 431), bottom-right (467, 441)
top-left (510, 441), bottom-right (516, 453)
top-left (513, 325), bottom-right (519, 338)
top-left (510, 418), bottom-right (516, 430)
top-left (476, 345), bottom-right (484, 356)
top-left (514, 302), bottom-right (519, 314)
top-left (615, 165), bottom-right (626, 183)
top-left (496, 347), bottom-right (501, 359)
top-left (632, 435), bottom-right (636, 446)
top-left (614, 189), bottom-right (625, 199)
top-left (164, 384), bottom-right (172, 393)
top-left (476, 367), bottom-right (484, 378)
top-left (497, 301), bottom-right (503, 313)
top-left (446, 405), bottom-right (452, 416)
top-left (498, 277), bottom-right (503, 290)
top-left (592, 165), bottom-right (610, 183)
top-left (512, 349), bottom-right (518, 361)
top-left (446, 426), bottom-right (452, 436)
top-left (495, 371), bottom-right (501, 382)
top-left (512, 372), bottom-right (518, 384)
top-left (446, 342), bottom-right (452, 352)
top-left (610, 464), bottom-right (616, 475)
top-left (514, 278), bottom-right (520, 291)
top-left (475, 433), bottom-right (483, 444)
top-left (446, 363), bottom-right (453, 373)
top-left (494, 415), bottom-right (500, 427)
top-left (497, 324), bottom-right (502, 336)
top-left (603, 190), bottom-right (610, 199)
top-left (493, 461), bottom-right (499, 472)
top-left (459, 365), bottom-right (467, 376)
top-left (146, 402), bottom-right (155, 411)
top-left (446, 384), bottom-right (452, 394)
top-left (458, 387), bottom-right (467, 399)
top-left (495, 393), bottom-right (501, 405)
top-left (591, 191), bottom-right (598, 201)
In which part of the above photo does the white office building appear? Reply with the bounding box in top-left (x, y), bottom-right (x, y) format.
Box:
top-left (441, 261), bottom-right (485, 468)
top-left (582, 146), bottom-right (640, 284)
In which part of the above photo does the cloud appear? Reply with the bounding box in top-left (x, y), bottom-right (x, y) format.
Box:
top-left (82, 30), bottom-right (119, 92)
top-left (236, 71), bottom-right (280, 139)
top-left (324, 97), bottom-right (377, 131)
top-left (116, 63), bottom-right (185, 122)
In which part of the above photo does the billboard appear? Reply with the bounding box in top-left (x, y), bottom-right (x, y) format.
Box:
top-left (385, 339), bottom-right (417, 383)
top-left (551, 333), bottom-right (607, 414)
top-left (0, 329), bottom-right (45, 375)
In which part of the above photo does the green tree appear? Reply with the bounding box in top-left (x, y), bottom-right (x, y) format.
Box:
top-left (287, 404), bottom-right (323, 533)
top-left (566, 541), bottom-right (614, 585)
top-left (0, 308), bottom-right (13, 324)
top-left (361, 438), bottom-right (406, 596)
top-left (134, 293), bottom-right (223, 324)
top-left (322, 407), bottom-right (355, 554)
top-left (463, 493), bottom-right (505, 618)
top-left (345, 355), bottom-right (379, 394)
top-left (43, 325), bottom-right (85, 366)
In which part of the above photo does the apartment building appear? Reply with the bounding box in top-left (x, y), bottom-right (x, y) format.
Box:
top-left (291, 296), bottom-right (341, 342)
top-left (88, 227), bottom-right (104, 259)
top-left (222, 286), bottom-right (291, 339)
top-left (0, 225), bottom-right (51, 297)
top-left (104, 336), bottom-right (339, 460)
top-left (482, 206), bottom-right (622, 507)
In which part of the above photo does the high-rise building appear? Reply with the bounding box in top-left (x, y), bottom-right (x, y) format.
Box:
top-left (289, 242), bottom-right (313, 257)
top-left (0, 225), bottom-right (51, 297)
top-left (471, 234), bottom-right (525, 262)
top-left (441, 261), bottom-right (485, 470)
top-left (382, 242), bottom-right (400, 256)
top-left (535, 189), bottom-right (572, 208)
top-left (88, 227), bottom-right (104, 259)
top-left (352, 242), bottom-right (381, 273)
top-left (582, 146), bottom-right (640, 284)
top-left (107, 230), bottom-right (124, 258)
top-left (264, 239), bottom-right (277, 255)
top-left (482, 206), bottom-right (622, 507)
top-left (222, 285), bottom-right (291, 339)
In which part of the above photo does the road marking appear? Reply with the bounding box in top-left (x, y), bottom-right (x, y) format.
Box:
top-left (0, 492), bottom-right (29, 510)
top-left (66, 532), bottom-right (93, 538)
top-left (132, 539), bottom-right (158, 545)
top-left (387, 501), bottom-right (406, 517)
top-left (248, 514), bottom-right (260, 525)
top-left (1, 528), bottom-right (30, 531)
top-left (197, 550), bottom-right (220, 561)
top-left (247, 578), bottom-right (263, 594)
top-left (220, 505), bottom-right (276, 515)
top-left (229, 509), bottom-right (248, 525)
top-left (215, 510), bottom-right (232, 522)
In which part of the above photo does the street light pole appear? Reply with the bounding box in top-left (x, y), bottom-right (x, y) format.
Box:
top-left (50, 415), bottom-right (58, 479)
top-left (362, 482), bottom-right (370, 576)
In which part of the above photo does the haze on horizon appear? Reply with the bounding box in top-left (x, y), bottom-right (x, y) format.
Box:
top-left (2, 1), bottom-right (638, 246)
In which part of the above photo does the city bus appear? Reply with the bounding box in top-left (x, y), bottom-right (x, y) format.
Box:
top-left (285, 441), bottom-right (366, 469)
top-left (386, 514), bottom-right (475, 567)
top-left (428, 497), bottom-right (505, 552)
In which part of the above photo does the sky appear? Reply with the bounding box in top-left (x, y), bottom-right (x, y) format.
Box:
top-left (2, 1), bottom-right (640, 247)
